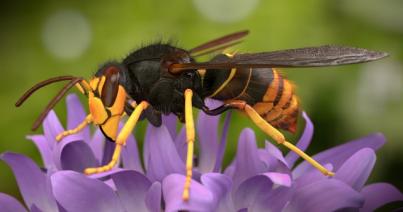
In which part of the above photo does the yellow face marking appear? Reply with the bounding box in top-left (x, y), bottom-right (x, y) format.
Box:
top-left (88, 92), bottom-right (109, 124)
top-left (88, 84), bottom-right (127, 140)
top-left (90, 77), bottom-right (100, 91)
top-left (97, 76), bottom-right (106, 96)
top-left (100, 115), bottom-right (120, 140)
top-left (208, 68), bottom-right (237, 98)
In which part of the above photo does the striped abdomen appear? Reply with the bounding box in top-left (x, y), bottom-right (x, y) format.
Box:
top-left (203, 66), bottom-right (300, 133)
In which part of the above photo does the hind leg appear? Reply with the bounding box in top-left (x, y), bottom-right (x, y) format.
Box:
top-left (227, 100), bottom-right (334, 176)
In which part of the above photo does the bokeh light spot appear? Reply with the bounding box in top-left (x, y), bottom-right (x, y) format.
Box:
top-left (42, 9), bottom-right (91, 60)
top-left (356, 60), bottom-right (402, 115)
top-left (192, 0), bottom-right (259, 23)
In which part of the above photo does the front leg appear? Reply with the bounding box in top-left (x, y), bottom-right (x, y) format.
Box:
top-left (182, 89), bottom-right (195, 201)
top-left (84, 101), bottom-right (149, 175)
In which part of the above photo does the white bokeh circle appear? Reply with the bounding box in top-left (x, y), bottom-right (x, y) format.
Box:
top-left (193, 0), bottom-right (260, 23)
top-left (356, 60), bottom-right (402, 114)
top-left (42, 9), bottom-right (91, 60)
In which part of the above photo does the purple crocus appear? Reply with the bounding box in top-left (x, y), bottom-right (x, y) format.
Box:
top-left (1, 93), bottom-right (402, 212)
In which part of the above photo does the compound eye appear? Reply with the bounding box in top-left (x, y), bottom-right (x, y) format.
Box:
top-left (101, 66), bottom-right (120, 107)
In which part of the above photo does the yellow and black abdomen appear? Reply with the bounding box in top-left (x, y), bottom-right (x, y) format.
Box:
top-left (202, 66), bottom-right (300, 133)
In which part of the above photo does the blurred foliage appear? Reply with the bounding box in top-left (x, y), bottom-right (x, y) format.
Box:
top-left (0, 0), bottom-right (402, 204)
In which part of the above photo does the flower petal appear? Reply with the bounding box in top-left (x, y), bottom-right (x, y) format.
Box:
top-left (43, 110), bottom-right (64, 145)
top-left (197, 110), bottom-right (219, 173)
top-left (285, 112), bottom-right (313, 167)
top-left (205, 98), bottom-right (223, 109)
top-left (234, 173), bottom-right (292, 211)
top-left (51, 171), bottom-right (124, 212)
top-left (145, 182), bottom-right (162, 212)
top-left (335, 148), bottom-right (376, 190)
top-left (0, 193), bottom-right (27, 212)
top-left (260, 141), bottom-right (290, 173)
top-left (112, 170), bottom-right (151, 212)
top-left (360, 183), bottom-right (403, 211)
top-left (232, 128), bottom-right (265, 188)
top-left (101, 139), bottom-right (116, 165)
top-left (213, 111), bottom-right (232, 172)
top-left (0, 152), bottom-right (58, 212)
top-left (163, 174), bottom-right (214, 212)
top-left (284, 179), bottom-right (364, 212)
top-left (174, 127), bottom-right (187, 162)
top-left (66, 94), bottom-right (90, 142)
top-left (200, 173), bottom-right (234, 211)
top-left (89, 128), bottom-right (105, 162)
top-left (252, 186), bottom-right (293, 212)
top-left (121, 131), bottom-right (143, 173)
top-left (162, 114), bottom-right (177, 139)
top-left (59, 140), bottom-right (99, 172)
top-left (233, 174), bottom-right (273, 210)
top-left (145, 125), bottom-right (185, 182)
top-left (293, 133), bottom-right (385, 178)
top-left (26, 135), bottom-right (56, 171)
top-left (294, 164), bottom-right (333, 189)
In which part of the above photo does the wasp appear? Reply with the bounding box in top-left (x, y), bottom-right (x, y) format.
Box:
top-left (15, 30), bottom-right (388, 201)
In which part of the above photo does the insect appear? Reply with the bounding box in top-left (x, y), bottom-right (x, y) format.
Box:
top-left (15, 30), bottom-right (388, 201)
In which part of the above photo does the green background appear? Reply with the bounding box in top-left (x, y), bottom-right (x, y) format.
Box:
top-left (1, 0), bottom-right (402, 208)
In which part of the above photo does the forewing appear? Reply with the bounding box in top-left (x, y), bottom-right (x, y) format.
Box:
top-left (170, 45), bottom-right (388, 72)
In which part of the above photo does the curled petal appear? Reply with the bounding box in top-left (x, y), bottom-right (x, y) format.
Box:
top-left (234, 173), bottom-right (292, 210)
top-left (163, 174), bottom-right (214, 212)
top-left (335, 148), bottom-right (376, 190)
top-left (59, 140), bottom-right (99, 172)
top-left (145, 125), bottom-right (185, 182)
top-left (285, 112), bottom-right (314, 167)
top-left (51, 171), bottom-right (124, 212)
top-left (0, 193), bottom-right (27, 212)
top-left (293, 133), bottom-right (385, 178)
top-left (284, 179), bottom-right (364, 212)
top-left (112, 170), bottom-right (151, 212)
top-left (0, 153), bottom-right (58, 212)
top-left (197, 111), bottom-right (219, 173)
top-left (145, 182), bottom-right (162, 212)
top-left (66, 94), bottom-right (90, 142)
top-left (360, 183), bottom-right (403, 211)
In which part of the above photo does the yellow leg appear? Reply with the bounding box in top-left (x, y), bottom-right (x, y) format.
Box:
top-left (84, 101), bottom-right (149, 175)
top-left (182, 89), bottom-right (195, 201)
top-left (56, 114), bottom-right (93, 141)
top-left (232, 101), bottom-right (334, 176)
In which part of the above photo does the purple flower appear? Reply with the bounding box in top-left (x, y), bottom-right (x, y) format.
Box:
top-left (1, 94), bottom-right (402, 211)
